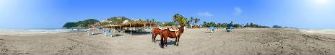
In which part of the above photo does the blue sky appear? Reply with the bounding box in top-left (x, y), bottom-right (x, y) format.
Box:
top-left (0, 0), bottom-right (334, 28)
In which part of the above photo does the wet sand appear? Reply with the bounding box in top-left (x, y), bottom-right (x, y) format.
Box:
top-left (0, 28), bottom-right (335, 55)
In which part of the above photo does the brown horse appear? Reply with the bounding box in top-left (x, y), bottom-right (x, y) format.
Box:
top-left (151, 26), bottom-right (179, 42)
top-left (151, 28), bottom-right (161, 42)
top-left (160, 26), bottom-right (184, 48)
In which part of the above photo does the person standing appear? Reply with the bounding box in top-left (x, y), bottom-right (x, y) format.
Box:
top-left (209, 26), bottom-right (215, 33)
top-left (226, 21), bottom-right (233, 32)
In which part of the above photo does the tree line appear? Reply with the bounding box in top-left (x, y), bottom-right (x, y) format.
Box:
top-left (63, 14), bottom-right (284, 29)
top-left (63, 19), bottom-right (100, 29)
top-left (202, 22), bottom-right (272, 28)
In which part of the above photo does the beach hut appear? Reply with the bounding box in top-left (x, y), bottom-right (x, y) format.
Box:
top-left (120, 20), bottom-right (157, 32)
top-left (97, 19), bottom-right (157, 36)
top-left (99, 20), bottom-right (124, 37)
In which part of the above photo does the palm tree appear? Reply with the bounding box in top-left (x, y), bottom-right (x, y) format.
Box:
top-left (173, 13), bottom-right (187, 27)
top-left (194, 18), bottom-right (200, 26)
top-left (188, 17), bottom-right (194, 28)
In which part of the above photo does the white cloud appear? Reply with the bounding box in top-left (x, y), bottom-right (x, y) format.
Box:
top-left (233, 7), bottom-right (243, 16)
top-left (197, 12), bottom-right (214, 17)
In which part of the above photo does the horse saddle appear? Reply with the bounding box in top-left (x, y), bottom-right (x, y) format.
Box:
top-left (168, 26), bottom-right (179, 32)
top-left (159, 26), bottom-right (180, 36)
top-left (169, 28), bottom-right (179, 31)
top-left (160, 26), bottom-right (179, 32)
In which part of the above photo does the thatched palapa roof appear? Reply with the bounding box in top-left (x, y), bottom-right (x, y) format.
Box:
top-left (99, 20), bottom-right (157, 28)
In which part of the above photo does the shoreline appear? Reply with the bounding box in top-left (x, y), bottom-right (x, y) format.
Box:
top-left (299, 28), bottom-right (335, 35)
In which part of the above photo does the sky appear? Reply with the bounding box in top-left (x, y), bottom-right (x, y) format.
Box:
top-left (0, 0), bottom-right (334, 29)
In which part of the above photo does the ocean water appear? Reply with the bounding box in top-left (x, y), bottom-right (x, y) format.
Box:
top-left (300, 28), bottom-right (335, 35)
top-left (0, 28), bottom-right (73, 33)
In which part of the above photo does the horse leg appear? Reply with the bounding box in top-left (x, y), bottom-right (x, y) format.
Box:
top-left (164, 37), bottom-right (168, 47)
top-left (160, 36), bottom-right (164, 48)
top-left (174, 37), bottom-right (178, 46)
top-left (152, 33), bottom-right (156, 42)
top-left (176, 37), bottom-right (180, 46)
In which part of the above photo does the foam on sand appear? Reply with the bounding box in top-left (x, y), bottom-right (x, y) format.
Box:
top-left (300, 29), bottom-right (335, 35)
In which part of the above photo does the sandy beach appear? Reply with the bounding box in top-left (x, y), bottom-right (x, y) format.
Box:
top-left (0, 28), bottom-right (335, 55)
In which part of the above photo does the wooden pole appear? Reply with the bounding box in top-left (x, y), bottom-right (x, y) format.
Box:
top-left (130, 23), bottom-right (132, 36)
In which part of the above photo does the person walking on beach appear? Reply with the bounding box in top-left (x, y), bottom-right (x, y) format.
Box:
top-left (209, 26), bottom-right (215, 33)
top-left (226, 21), bottom-right (233, 32)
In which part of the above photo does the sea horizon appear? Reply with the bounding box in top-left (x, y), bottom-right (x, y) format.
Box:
top-left (0, 28), bottom-right (72, 33)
